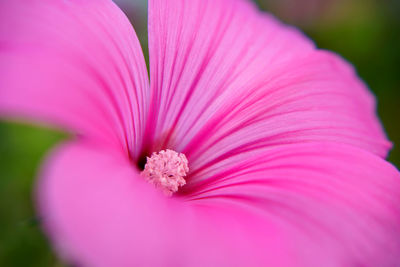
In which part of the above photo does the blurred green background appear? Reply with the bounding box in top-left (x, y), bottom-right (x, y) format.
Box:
top-left (0, 0), bottom-right (399, 266)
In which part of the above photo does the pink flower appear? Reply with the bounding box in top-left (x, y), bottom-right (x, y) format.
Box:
top-left (1, 0), bottom-right (400, 266)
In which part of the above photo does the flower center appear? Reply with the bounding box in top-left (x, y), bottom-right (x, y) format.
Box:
top-left (140, 149), bottom-right (189, 196)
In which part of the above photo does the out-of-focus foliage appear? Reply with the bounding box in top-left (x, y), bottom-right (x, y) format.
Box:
top-left (0, 122), bottom-right (66, 266)
top-left (0, 0), bottom-right (399, 265)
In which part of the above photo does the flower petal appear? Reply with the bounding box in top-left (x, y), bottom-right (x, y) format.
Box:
top-left (146, 0), bottom-right (390, 170)
top-left (185, 142), bottom-right (400, 266)
top-left (39, 142), bottom-right (293, 266)
top-left (0, 0), bottom-right (149, 157)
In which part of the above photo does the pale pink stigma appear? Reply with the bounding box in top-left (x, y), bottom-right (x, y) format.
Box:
top-left (140, 149), bottom-right (189, 196)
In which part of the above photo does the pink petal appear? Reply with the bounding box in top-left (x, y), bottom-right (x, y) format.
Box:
top-left (39, 142), bottom-right (400, 266)
top-left (0, 0), bottom-right (149, 157)
top-left (38, 142), bottom-right (292, 266)
top-left (185, 142), bottom-right (400, 266)
top-left (146, 0), bottom-right (390, 171)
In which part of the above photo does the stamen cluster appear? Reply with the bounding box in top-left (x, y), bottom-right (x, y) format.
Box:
top-left (140, 149), bottom-right (189, 196)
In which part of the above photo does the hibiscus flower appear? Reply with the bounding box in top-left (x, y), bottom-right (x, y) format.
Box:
top-left (1, 0), bottom-right (399, 266)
